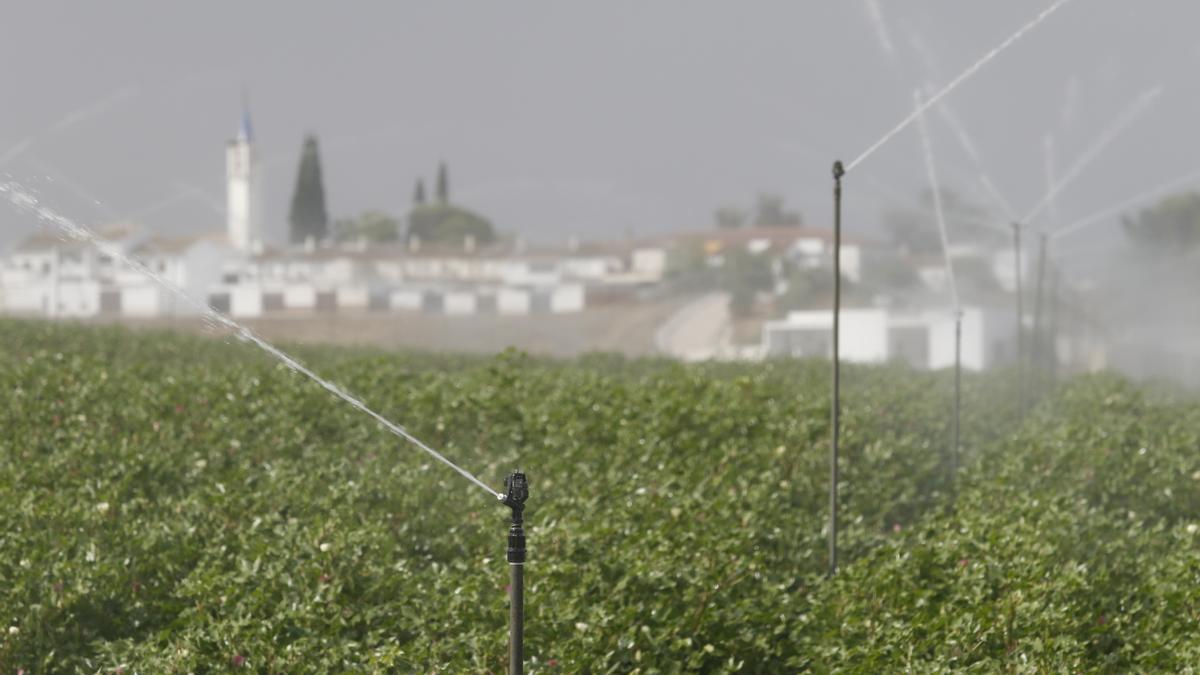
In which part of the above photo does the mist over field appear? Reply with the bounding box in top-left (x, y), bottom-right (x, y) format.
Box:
top-left (2, 2), bottom-right (1200, 671)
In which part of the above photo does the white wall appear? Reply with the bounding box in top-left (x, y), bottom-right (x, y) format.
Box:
top-left (632, 248), bottom-right (667, 276)
top-left (179, 242), bottom-right (238, 316)
top-left (779, 310), bottom-right (890, 362)
top-left (231, 286), bottom-right (263, 318)
top-left (3, 285), bottom-right (48, 315)
top-left (55, 280), bottom-right (101, 317)
top-left (283, 285), bottom-right (317, 310)
top-left (336, 285), bottom-right (369, 309)
top-left (122, 285), bottom-right (163, 318)
top-left (562, 256), bottom-right (619, 279)
top-left (444, 291), bottom-right (477, 315)
top-left (793, 238), bottom-right (824, 257)
top-left (390, 289), bottom-right (423, 311)
top-left (927, 308), bottom-right (1005, 371)
top-left (841, 309), bottom-right (888, 362)
top-left (839, 244), bottom-right (862, 283)
top-left (550, 284), bottom-right (585, 313)
top-left (768, 307), bottom-right (1001, 368)
top-left (497, 288), bottom-right (531, 315)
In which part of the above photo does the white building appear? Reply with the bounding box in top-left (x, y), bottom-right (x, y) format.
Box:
top-left (226, 105), bottom-right (263, 253)
top-left (0, 225), bottom-right (140, 318)
top-left (762, 306), bottom-right (1016, 371)
top-left (654, 226), bottom-right (869, 283)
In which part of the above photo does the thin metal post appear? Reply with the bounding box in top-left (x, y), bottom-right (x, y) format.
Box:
top-left (1031, 233), bottom-right (1048, 388)
top-left (1011, 223), bottom-right (1024, 414)
top-left (510, 565), bottom-right (523, 673)
top-left (953, 312), bottom-right (962, 477)
top-left (502, 471), bottom-right (529, 675)
top-left (830, 160), bottom-right (844, 576)
top-left (1048, 264), bottom-right (1060, 382)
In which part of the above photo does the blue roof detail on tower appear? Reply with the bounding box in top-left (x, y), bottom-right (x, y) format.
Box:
top-left (238, 106), bottom-right (253, 143)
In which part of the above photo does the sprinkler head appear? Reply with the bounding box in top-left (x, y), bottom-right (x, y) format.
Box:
top-left (503, 471), bottom-right (528, 517)
top-left (503, 471), bottom-right (529, 564)
top-left (832, 160), bottom-right (845, 180)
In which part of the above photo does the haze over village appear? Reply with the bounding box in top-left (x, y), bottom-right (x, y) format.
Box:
top-left (1, 1), bottom-right (1198, 386)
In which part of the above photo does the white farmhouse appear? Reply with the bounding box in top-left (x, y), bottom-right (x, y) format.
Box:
top-left (762, 305), bottom-right (1016, 371)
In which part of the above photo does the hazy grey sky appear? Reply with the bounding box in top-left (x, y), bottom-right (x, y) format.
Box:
top-left (2, 1), bottom-right (1198, 252)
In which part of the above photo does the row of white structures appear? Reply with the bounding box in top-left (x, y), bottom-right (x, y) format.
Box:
top-left (762, 306), bottom-right (1017, 371)
top-left (1, 277), bottom-right (586, 319)
top-left (0, 228), bottom-right (629, 319)
top-left (209, 282), bottom-right (584, 318)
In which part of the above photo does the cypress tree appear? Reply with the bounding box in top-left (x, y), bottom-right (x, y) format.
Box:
top-left (435, 162), bottom-right (449, 203)
top-left (288, 135), bottom-right (329, 244)
top-left (413, 178), bottom-right (427, 206)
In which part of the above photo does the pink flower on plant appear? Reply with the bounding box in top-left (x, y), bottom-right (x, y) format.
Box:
top-left (231, 654), bottom-right (246, 667)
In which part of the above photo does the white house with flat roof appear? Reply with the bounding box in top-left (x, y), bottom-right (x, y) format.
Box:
top-left (762, 305), bottom-right (1016, 371)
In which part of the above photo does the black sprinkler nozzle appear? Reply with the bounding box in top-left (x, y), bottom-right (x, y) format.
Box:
top-left (503, 471), bottom-right (528, 564)
top-left (832, 160), bottom-right (845, 180)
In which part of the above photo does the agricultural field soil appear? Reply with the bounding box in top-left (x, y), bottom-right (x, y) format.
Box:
top-left (1, 320), bottom-right (1198, 672)
top-left (87, 300), bottom-right (683, 358)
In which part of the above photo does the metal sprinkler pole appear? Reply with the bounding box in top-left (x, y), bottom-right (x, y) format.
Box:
top-left (502, 471), bottom-right (529, 675)
top-left (953, 311), bottom-right (962, 478)
top-left (830, 160), bottom-right (844, 577)
top-left (1031, 232), bottom-right (1049, 388)
top-left (1011, 222), bottom-right (1024, 414)
top-left (1048, 264), bottom-right (1061, 382)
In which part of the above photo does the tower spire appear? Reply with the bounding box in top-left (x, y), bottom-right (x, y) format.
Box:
top-left (238, 88), bottom-right (253, 143)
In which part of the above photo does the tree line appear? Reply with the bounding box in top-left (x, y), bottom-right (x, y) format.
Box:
top-left (287, 135), bottom-right (495, 248)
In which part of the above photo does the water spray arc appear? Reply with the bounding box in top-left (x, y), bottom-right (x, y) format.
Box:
top-left (1, 183), bottom-right (502, 499)
top-left (1022, 86), bottom-right (1163, 227)
top-left (825, 0), bottom-right (1069, 572)
top-left (1, 181), bottom-right (533, 663)
top-left (844, 0), bottom-right (1076, 174)
top-left (915, 90), bottom-right (963, 472)
top-left (930, 93), bottom-right (1018, 223)
top-left (1051, 167), bottom-right (1200, 242)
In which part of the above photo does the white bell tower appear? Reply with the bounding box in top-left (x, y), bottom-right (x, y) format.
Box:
top-left (226, 102), bottom-right (262, 252)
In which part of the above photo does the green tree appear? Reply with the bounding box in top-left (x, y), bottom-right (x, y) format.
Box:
top-left (334, 211), bottom-right (402, 243)
top-left (413, 179), bottom-right (427, 207)
top-left (715, 207), bottom-right (747, 229)
top-left (885, 188), bottom-right (997, 253)
top-left (407, 203), bottom-right (495, 246)
top-left (1122, 191), bottom-right (1200, 254)
top-left (435, 162), bottom-right (449, 203)
top-left (753, 194), bottom-right (802, 227)
top-left (723, 249), bottom-right (774, 317)
top-left (776, 268), bottom-right (866, 315)
top-left (288, 135), bottom-right (330, 244)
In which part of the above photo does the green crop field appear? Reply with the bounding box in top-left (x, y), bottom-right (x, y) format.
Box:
top-left (1, 319), bottom-right (1198, 672)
